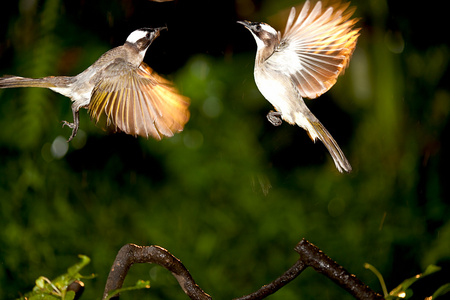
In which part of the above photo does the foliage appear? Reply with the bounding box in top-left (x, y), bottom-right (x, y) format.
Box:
top-left (16, 255), bottom-right (149, 300)
top-left (17, 255), bottom-right (93, 300)
top-left (366, 263), bottom-right (450, 299)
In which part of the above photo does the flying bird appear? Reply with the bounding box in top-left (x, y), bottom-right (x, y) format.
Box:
top-left (238, 0), bottom-right (360, 173)
top-left (0, 27), bottom-right (190, 142)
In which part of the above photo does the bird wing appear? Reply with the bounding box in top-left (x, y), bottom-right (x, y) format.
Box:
top-left (88, 59), bottom-right (190, 140)
top-left (280, 0), bottom-right (360, 99)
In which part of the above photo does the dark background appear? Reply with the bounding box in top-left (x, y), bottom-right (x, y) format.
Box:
top-left (0, 0), bottom-right (449, 299)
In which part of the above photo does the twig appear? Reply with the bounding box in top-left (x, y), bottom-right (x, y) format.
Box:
top-left (233, 260), bottom-right (306, 300)
top-left (295, 239), bottom-right (384, 300)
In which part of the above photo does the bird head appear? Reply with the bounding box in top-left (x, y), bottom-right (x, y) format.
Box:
top-left (237, 21), bottom-right (280, 52)
top-left (125, 27), bottom-right (167, 59)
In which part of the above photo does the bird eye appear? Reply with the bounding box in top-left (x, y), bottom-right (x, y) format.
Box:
top-left (146, 32), bottom-right (151, 39)
top-left (255, 24), bottom-right (261, 32)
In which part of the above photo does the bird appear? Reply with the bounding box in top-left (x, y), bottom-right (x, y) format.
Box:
top-left (238, 0), bottom-right (360, 173)
top-left (0, 27), bottom-right (190, 142)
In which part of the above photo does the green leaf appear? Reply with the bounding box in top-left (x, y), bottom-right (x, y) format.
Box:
top-left (67, 255), bottom-right (91, 277)
top-left (63, 290), bottom-right (76, 300)
top-left (431, 283), bottom-right (450, 299)
top-left (35, 277), bottom-right (47, 290)
top-left (16, 255), bottom-right (93, 300)
top-left (389, 265), bottom-right (442, 298)
top-left (51, 255), bottom-right (93, 288)
top-left (423, 264), bottom-right (442, 276)
top-left (105, 280), bottom-right (151, 300)
top-left (29, 295), bottom-right (60, 300)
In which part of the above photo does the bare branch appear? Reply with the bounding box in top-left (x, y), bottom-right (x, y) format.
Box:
top-left (103, 239), bottom-right (384, 300)
top-left (233, 260), bottom-right (306, 300)
top-left (102, 244), bottom-right (211, 300)
top-left (294, 239), bottom-right (384, 300)
top-left (235, 238), bottom-right (383, 300)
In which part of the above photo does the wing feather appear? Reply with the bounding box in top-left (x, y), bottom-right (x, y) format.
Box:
top-left (89, 60), bottom-right (190, 139)
top-left (280, 0), bottom-right (360, 99)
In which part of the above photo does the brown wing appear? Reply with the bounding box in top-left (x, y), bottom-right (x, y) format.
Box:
top-left (281, 0), bottom-right (360, 99)
top-left (88, 60), bottom-right (190, 140)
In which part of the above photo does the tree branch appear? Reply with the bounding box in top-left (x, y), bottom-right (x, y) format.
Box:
top-left (102, 244), bottom-right (211, 300)
top-left (233, 260), bottom-right (307, 300)
top-left (294, 239), bottom-right (384, 300)
top-left (103, 239), bottom-right (384, 300)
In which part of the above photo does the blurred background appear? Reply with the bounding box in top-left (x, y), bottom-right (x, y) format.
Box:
top-left (0, 0), bottom-right (449, 299)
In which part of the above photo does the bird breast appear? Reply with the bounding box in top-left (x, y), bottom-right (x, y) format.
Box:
top-left (254, 63), bottom-right (299, 125)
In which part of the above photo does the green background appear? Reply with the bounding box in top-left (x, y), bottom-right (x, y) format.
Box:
top-left (0, 0), bottom-right (449, 299)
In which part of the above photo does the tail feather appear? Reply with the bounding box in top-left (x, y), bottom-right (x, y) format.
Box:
top-left (311, 120), bottom-right (352, 173)
top-left (0, 75), bottom-right (57, 89)
top-left (298, 115), bottom-right (352, 173)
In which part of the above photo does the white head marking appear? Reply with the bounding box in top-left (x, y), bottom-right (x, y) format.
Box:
top-left (260, 23), bottom-right (278, 36)
top-left (126, 29), bottom-right (148, 44)
top-left (250, 23), bottom-right (279, 51)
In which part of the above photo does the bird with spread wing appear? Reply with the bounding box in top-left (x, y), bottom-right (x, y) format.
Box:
top-left (0, 27), bottom-right (190, 142)
top-left (239, 0), bottom-right (360, 173)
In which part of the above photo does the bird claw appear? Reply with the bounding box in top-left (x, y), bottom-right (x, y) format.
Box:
top-left (61, 120), bottom-right (78, 142)
top-left (267, 111), bottom-right (283, 126)
top-left (61, 120), bottom-right (75, 129)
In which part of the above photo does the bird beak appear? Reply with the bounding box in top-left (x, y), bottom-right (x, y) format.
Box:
top-left (237, 20), bottom-right (251, 29)
top-left (154, 26), bottom-right (168, 38)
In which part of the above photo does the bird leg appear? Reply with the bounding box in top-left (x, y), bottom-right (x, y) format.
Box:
top-left (267, 110), bottom-right (283, 126)
top-left (62, 105), bottom-right (80, 142)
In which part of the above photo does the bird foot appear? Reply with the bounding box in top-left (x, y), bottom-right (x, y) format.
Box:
top-left (267, 111), bottom-right (283, 126)
top-left (61, 120), bottom-right (78, 142)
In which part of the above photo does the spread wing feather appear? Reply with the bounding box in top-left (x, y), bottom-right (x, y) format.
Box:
top-left (89, 60), bottom-right (190, 140)
top-left (281, 0), bottom-right (360, 99)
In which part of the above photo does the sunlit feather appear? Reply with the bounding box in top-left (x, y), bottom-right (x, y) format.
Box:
top-left (281, 0), bottom-right (360, 99)
top-left (89, 62), bottom-right (190, 139)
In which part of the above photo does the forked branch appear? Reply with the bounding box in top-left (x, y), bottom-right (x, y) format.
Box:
top-left (103, 239), bottom-right (383, 300)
